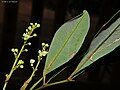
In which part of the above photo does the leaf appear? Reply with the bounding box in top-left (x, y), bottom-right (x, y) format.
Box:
top-left (72, 17), bottom-right (120, 76)
top-left (43, 10), bottom-right (90, 76)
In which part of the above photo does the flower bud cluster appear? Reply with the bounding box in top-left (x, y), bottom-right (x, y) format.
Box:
top-left (30, 59), bottom-right (35, 67)
top-left (23, 23), bottom-right (40, 41)
top-left (16, 60), bottom-right (24, 69)
top-left (38, 43), bottom-right (49, 57)
top-left (29, 43), bottom-right (49, 68)
top-left (11, 48), bottom-right (18, 57)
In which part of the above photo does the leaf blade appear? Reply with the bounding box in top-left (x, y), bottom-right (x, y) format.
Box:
top-left (72, 17), bottom-right (120, 76)
top-left (43, 10), bottom-right (90, 76)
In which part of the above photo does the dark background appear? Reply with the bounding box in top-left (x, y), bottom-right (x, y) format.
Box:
top-left (0, 0), bottom-right (120, 89)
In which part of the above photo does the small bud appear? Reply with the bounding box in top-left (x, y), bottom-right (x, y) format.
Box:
top-left (6, 74), bottom-right (8, 77)
top-left (33, 33), bottom-right (37, 37)
top-left (23, 33), bottom-right (26, 37)
top-left (37, 24), bottom-right (40, 27)
top-left (45, 44), bottom-right (49, 47)
top-left (42, 51), bottom-right (48, 56)
top-left (28, 42), bottom-right (31, 45)
top-left (11, 48), bottom-right (15, 52)
top-left (24, 49), bottom-right (28, 52)
top-left (35, 23), bottom-right (37, 26)
top-left (28, 26), bottom-right (32, 30)
top-left (23, 33), bottom-right (31, 40)
top-left (38, 50), bottom-right (43, 57)
top-left (31, 63), bottom-right (33, 67)
top-left (14, 49), bottom-right (18, 53)
top-left (18, 60), bottom-right (24, 65)
top-left (30, 23), bottom-right (33, 26)
top-left (38, 50), bottom-right (42, 54)
top-left (20, 65), bottom-right (24, 68)
top-left (42, 43), bottom-right (45, 46)
top-left (30, 59), bottom-right (35, 64)
top-left (26, 29), bottom-right (28, 32)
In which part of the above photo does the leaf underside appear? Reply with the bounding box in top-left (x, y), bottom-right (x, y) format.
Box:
top-left (43, 10), bottom-right (90, 76)
top-left (73, 17), bottom-right (120, 76)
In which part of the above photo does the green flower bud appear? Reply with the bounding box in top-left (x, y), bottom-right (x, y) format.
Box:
top-left (24, 49), bottom-right (28, 52)
top-left (11, 48), bottom-right (15, 52)
top-left (30, 23), bottom-right (33, 26)
top-left (20, 65), bottom-right (24, 68)
top-left (42, 43), bottom-right (45, 46)
top-left (18, 60), bottom-right (24, 65)
top-left (37, 24), bottom-right (40, 27)
top-left (30, 59), bottom-right (35, 64)
top-left (45, 44), bottom-right (49, 47)
top-left (33, 33), bottom-right (37, 37)
top-left (28, 26), bottom-right (32, 30)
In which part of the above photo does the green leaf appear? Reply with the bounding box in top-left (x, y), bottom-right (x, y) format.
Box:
top-left (72, 17), bottom-right (120, 76)
top-left (43, 10), bottom-right (90, 76)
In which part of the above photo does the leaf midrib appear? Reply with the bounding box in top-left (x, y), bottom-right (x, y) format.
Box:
top-left (75, 23), bottom-right (120, 74)
top-left (44, 13), bottom-right (87, 74)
